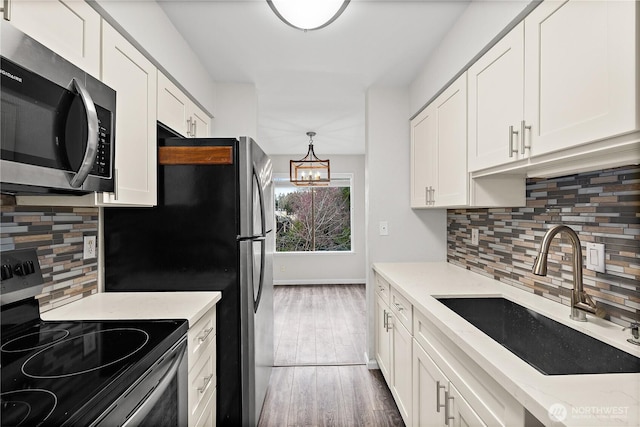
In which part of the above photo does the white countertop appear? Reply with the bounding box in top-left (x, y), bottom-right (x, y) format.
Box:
top-left (373, 262), bottom-right (640, 427)
top-left (41, 292), bottom-right (222, 327)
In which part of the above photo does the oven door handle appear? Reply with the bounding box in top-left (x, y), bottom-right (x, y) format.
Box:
top-left (68, 77), bottom-right (99, 188)
top-left (122, 342), bottom-right (186, 427)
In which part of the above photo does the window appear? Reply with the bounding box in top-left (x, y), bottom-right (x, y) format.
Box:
top-left (274, 174), bottom-right (352, 252)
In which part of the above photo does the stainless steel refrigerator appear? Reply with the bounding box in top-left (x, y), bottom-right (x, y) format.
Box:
top-left (104, 133), bottom-right (274, 427)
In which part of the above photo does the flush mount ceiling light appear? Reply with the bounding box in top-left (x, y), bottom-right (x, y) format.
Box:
top-left (290, 132), bottom-right (331, 186)
top-left (267, 0), bottom-right (350, 31)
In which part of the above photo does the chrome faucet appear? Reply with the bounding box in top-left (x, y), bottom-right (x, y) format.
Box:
top-left (532, 224), bottom-right (606, 322)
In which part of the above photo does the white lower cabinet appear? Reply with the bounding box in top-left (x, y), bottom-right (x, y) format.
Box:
top-left (374, 272), bottom-right (525, 427)
top-left (374, 275), bottom-right (413, 426)
top-left (391, 314), bottom-right (413, 426)
top-left (375, 293), bottom-right (392, 381)
top-left (413, 339), bottom-right (485, 427)
top-left (188, 305), bottom-right (216, 427)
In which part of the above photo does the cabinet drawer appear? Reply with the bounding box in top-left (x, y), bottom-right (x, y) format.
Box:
top-left (189, 337), bottom-right (216, 425)
top-left (390, 288), bottom-right (412, 333)
top-left (375, 274), bottom-right (390, 304)
top-left (188, 307), bottom-right (216, 372)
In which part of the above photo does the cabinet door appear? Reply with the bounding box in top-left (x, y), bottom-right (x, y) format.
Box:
top-left (100, 23), bottom-right (157, 206)
top-left (158, 72), bottom-right (190, 137)
top-left (190, 104), bottom-right (211, 138)
top-left (375, 294), bottom-right (391, 381)
top-left (413, 340), bottom-right (447, 427)
top-left (434, 74), bottom-right (467, 207)
top-left (410, 105), bottom-right (437, 208)
top-left (448, 383), bottom-right (487, 427)
top-left (468, 22), bottom-right (524, 172)
top-left (6, 0), bottom-right (101, 77)
top-left (391, 317), bottom-right (413, 426)
top-left (524, 0), bottom-right (638, 156)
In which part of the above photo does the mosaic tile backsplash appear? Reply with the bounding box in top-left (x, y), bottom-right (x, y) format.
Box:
top-left (1, 197), bottom-right (99, 313)
top-left (447, 166), bottom-right (639, 327)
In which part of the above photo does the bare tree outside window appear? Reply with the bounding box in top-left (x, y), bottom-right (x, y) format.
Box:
top-left (275, 185), bottom-right (351, 252)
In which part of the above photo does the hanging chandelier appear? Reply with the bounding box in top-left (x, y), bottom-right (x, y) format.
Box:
top-left (266, 0), bottom-right (350, 32)
top-left (290, 132), bottom-right (331, 186)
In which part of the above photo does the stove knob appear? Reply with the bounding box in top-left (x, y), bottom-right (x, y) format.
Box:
top-left (14, 263), bottom-right (25, 276)
top-left (1, 264), bottom-right (13, 281)
top-left (24, 260), bottom-right (36, 275)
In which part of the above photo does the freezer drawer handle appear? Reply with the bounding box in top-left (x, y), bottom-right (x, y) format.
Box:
top-left (198, 327), bottom-right (214, 343)
top-left (197, 374), bottom-right (214, 394)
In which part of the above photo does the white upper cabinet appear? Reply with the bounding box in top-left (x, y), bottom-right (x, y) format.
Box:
top-left (99, 23), bottom-right (157, 206)
top-left (469, 0), bottom-right (638, 174)
top-left (468, 23), bottom-right (525, 172)
top-left (410, 103), bottom-right (437, 208)
top-left (158, 72), bottom-right (211, 138)
top-left (411, 73), bottom-right (467, 208)
top-left (5, 0), bottom-right (101, 77)
top-left (523, 0), bottom-right (638, 156)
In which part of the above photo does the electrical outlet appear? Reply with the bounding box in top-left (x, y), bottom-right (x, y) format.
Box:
top-left (83, 236), bottom-right (96, 259)
top-left (471, 228), bottom-right (479, 246)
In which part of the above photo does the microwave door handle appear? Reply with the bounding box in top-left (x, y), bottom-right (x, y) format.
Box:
top-left (68, 77), bottom-right (99, 188)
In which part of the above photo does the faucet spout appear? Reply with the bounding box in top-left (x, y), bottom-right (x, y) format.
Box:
top-left (532, 224), bottom-right (605, 321)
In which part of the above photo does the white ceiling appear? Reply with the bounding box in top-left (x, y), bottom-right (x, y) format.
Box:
top-left (158, 0), bottom-right (470, 155)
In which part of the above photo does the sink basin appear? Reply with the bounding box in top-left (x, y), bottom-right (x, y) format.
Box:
top-left (437, 297), bottom-right (640, 375)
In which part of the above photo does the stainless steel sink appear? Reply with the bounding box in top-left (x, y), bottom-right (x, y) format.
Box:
top-left (437, 297), bottom-right (640, 375)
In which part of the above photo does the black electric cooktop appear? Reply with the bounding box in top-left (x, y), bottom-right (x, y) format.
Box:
top-left (1, 299), bottom-right (187, 426)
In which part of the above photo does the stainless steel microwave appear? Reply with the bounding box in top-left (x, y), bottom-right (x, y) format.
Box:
top-left (0, 23), bottom-right (116, 195)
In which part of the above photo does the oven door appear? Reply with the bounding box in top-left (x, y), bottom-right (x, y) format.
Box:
top-left (93, 335), bottom-right (188, 427)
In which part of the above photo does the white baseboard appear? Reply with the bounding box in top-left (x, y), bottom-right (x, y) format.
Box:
top-left (273, 278), bottom-right (366, 286)
top-left (364, 351), bottom-right (379, 370)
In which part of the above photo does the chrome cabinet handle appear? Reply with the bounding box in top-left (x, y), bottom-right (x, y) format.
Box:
top-left (383, 309), bottom-right (388, 329)
top-left (444, 390), bottom-right (455, 425)
top-left (1, 0), bottom-right (11, 20)
top-left (197, 373), bottom-right (214, 393)
top-left (394, 302), bottom-right (404, 312)
top-left (436, 381), bottom-right (446, 413)
top-left (198, 327), bottom-right (214, 343)
top-left (192, 119), bottom-right (197, 136)
top-left (520, 120), bottom-right (531, 154)
top-left (508, 125), bottom-right (519, 158)
top-left (386, 313), bottom-right (392, 332)
top-left (68, 78), bottom-right (99, 188)
top-left (425, 186), bottom-right (435, 206)
top-left (186, 117), bottom-right (193, 136)
top-left (430, 187), bottom-right (435, 205)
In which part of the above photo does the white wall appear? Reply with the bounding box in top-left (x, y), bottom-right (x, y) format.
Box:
top-left (92, 0), bottom-right (216, 115)
top-left (410, 0), bottom-right (534, 117)
top-left (270, 155), bottom-right (366, 285)
top-left (364, 87), bottom-right (448, 364)
top-left (363, 0), bottom-right (535, 367)
top-left (212, 83), bottom-right (258, 140)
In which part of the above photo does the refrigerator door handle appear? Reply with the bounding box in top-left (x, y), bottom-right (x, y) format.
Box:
top-left (237, 229), bottom-right (272, 242)
top-left (253, 238), bottom-right (266, 313)
top-left (237, 235), bottom-right (266, 242)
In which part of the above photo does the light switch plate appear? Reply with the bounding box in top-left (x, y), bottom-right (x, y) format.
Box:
top-left (471, 229), bottom-right (479, 246)
top-left (586, 242), bottom-right (605, 273)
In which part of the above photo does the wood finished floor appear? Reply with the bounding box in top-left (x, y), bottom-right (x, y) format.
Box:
top-left (258, 285), bottom-right (405, 427)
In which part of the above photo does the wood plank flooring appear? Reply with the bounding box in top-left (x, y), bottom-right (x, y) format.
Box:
top-left (259, 285), bottom-right (404, 427)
